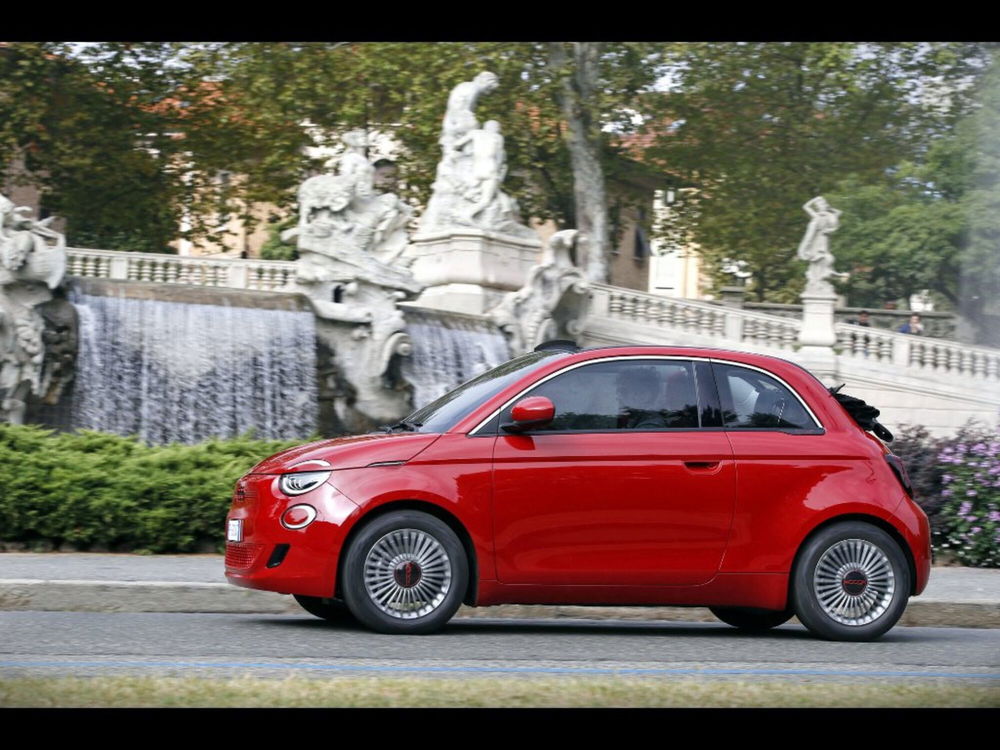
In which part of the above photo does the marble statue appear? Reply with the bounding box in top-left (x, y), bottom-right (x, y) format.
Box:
top-left (283, 135), bottom-right (423, 433)
top-left (284, 130), bottom-right (419, 291)
top-left (0, 193), bottom-right (67, 424)
top-left (418, 72), bottom-right (535, 239)
top-left (798, 196), bottom-right (848, 295)
top-left (490, 229), bottom-right (591, 354)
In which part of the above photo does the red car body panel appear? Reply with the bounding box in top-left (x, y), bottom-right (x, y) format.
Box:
top-left (225, 345), bottom-right (931, 612)
top-left (492, 431), bottom-right (736, 586)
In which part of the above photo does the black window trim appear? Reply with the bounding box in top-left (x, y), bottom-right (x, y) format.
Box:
top-left (468, 354), bottom-right (717, 437)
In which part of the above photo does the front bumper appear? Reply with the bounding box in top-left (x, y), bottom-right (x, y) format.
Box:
top-left (224, 473), bottom-right (360, 598)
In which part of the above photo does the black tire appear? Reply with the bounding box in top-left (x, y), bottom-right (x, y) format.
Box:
top-left (792, 521), bottom-right (910, 642)
top-left (340, 510), bottom-right (468, 635)
top-left (709, 606), bottom-right (793, 632)
top-left (293, 594), bottom-right (354, 623)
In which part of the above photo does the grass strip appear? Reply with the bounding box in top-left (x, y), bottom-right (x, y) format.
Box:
top-left (2, 675), bottom-right (998, 708)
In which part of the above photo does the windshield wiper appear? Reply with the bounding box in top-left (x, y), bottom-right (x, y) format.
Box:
top-left (379, 419), bottom-right (423, 433)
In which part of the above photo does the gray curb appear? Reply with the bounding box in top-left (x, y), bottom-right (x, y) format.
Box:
top-left (2, 579), bottom-right (998, 628)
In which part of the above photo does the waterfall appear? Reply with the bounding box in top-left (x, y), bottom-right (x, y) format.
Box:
top-left (70, 291), bottom-right (318, 444)
top-left (402, 309), bottom-right (510, 409)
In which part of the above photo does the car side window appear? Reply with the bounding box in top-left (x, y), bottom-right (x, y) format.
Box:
top-left (713, 363), bottom-right (819, 431)
top-left (500, 359), bottom-right (708, 432)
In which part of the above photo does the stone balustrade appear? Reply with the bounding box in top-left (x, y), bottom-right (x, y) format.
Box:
top-left (594, 284), bottom-right (1000, 384)
top-left (596, 285), bottom-right (800, 351)
top-left (837, 323), bottom-right (1000, 381)
top-left (66, 248), bottom-right (298, 293)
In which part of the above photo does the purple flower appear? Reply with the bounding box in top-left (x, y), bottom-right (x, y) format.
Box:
top-left (942, 474), bottom-right (953, 483)
top-left (973, 443), bottom-right (987, 453)
top-left (943, 489), bottom-right (953, 497)
top-left (967, 489), bottom-right (978, 497)
top-left (959, 501), bottom-right (973, 514)
top-left (972, 526), bottom-right (982, 534)
top-left (989, 511), bottom-right (1000, 522)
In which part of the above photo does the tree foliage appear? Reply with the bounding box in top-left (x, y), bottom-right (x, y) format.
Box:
top-left (1, 42), bottom-right (662, 255)
top-left (829, 46), bottom-right (1000, 344)
top-left (1, 42), bottom-right (183, 252)
top-left (643, 42), bottom-right (984, 302)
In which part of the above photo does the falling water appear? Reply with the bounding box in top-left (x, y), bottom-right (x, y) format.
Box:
top-left (401, 308), bottom-right (511, 409)
top-left (70, 291), bottom-right (318, 444)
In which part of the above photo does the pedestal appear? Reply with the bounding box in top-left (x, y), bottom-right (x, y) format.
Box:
top-left (719, 285), bottom-right (747, 309)
top-left (404, 230), bottom-right (542, 315)
top-left (798, 291), bottom-right (839, 384)
top-left (799, 291), bottom-right (838, 348)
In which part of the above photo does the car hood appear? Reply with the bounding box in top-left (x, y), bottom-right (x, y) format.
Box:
top-left (249, 432), bottom-right (442, 474)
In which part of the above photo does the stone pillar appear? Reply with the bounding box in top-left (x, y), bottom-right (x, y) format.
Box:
top-left (719, 285), bottom-right (746, 309)
top-left (798, 291), bottom-right (838, 384)
top-left (404, 230), bottom-right (542, 315)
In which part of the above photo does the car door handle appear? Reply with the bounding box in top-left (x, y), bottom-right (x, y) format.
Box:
top-left (684, 461), bottom-right (720, 470)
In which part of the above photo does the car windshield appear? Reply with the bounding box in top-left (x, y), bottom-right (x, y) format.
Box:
top-left (404, 350), bottom-right (568, 433)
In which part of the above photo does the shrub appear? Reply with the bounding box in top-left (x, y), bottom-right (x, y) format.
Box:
top-left (936, 437), bottom-right (1000, 567)
top-left (0, 424), bottom-right (309, 553)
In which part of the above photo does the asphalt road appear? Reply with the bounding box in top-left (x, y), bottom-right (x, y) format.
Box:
top-left (2, 611), bottom-right (999, 685)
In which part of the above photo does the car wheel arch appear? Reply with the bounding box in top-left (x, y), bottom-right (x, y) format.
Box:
top-left (791, 513), bottom-right (918, 599)
top-left (335, 499), bottom-right (480, 606)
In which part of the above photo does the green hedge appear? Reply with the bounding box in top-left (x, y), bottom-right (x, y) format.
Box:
top-left (0, 424), bottom-right (306, 553)
top-left (2, 422), bottom-right (998, 566)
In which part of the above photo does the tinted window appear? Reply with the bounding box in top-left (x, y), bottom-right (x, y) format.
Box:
top-left (500, 359), bottom-right (707, 432)
top-left (713, 363), bottom-right (818, 430)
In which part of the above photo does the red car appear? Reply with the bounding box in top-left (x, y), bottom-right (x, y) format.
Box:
top-left (225, 344), bottom-right (930, 641)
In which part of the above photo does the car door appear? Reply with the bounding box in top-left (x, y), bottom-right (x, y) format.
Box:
top-left (488, 356), bottom-right (737, 586)
top-left (710, 361), bottom-right (848, 573)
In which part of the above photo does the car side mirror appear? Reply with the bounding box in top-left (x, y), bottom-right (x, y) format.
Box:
top-left (501, 396), bottom-right (555, 433)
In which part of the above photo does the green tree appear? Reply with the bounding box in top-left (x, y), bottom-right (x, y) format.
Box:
top-left (830, 47), bottom-right (1000, 344)
top-left (643, 42), bottom-right (983, 301)
top-left (176, 42), bottom-right (662, 253)
top-left (1, 42), bottom-right (183, 252)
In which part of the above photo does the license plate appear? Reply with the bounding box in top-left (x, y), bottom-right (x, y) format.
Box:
top-left (227, 519), bottom-right (243, 542)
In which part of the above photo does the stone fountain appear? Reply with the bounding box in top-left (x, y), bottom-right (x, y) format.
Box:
top-left (1, 72), bottom-right (597, 441)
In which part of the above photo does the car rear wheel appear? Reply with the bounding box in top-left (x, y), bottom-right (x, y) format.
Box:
top-left (293, 594), bottom-right (354, 623)
top-left (792, 521), bottom-right (910, 642)
top-left (709, 606), bottom-right (793, 632)
top-left (340, 510), bottom-right (468, 634)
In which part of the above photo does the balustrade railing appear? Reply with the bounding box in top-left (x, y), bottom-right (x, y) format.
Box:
top-left (66, 248), bottom-right (298, 293)
top-left (62, 251), bottom-right (1000, 384)
top-left (593, 284), bottom-right (1000, 382)
top-left (595, 284), bottom-right (800, 351)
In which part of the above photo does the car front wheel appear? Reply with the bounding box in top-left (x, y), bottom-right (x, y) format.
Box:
top-left (340, 510), bottom-right (468, 634)
top-left (792, 522), bottom-right (910, 642)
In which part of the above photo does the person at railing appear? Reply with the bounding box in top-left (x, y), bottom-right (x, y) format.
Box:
top-left (848, 310), bottom-right (871, 327)
top-left (898, 313), bottom-right (924, 335)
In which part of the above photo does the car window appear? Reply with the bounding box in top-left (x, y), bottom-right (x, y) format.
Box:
top-left (713, 363), bottom-right (819, 431)
top-left (498, 359), bottom-right (711, 432)
top-left (407, 350), bottom-right (569, 433)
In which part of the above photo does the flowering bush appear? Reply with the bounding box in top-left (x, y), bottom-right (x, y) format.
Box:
top-left (936, 438), bottom-right (1000, 567)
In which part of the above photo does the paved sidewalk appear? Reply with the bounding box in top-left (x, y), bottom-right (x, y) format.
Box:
top-left (1, 552), bottom-right (998, 628)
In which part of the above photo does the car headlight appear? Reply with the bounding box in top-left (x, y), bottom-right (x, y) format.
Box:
top-left (279, 471), bottom-right (332, 496)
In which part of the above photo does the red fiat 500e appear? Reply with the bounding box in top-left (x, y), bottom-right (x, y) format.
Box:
top-left (225, 344), bottom-right (930, 641)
